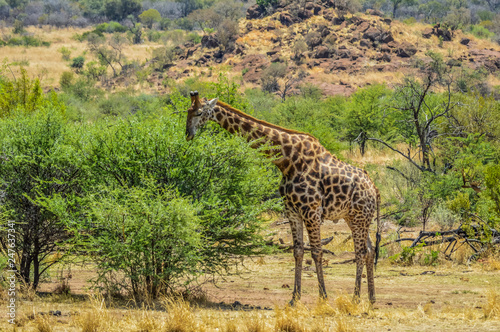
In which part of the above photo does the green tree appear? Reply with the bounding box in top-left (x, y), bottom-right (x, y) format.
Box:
top-left (104, 0), bottom-right (141, 21)
top-left (342, 84), bottom-right (390, 156)
top-left (390, 0), bottom-right (418, 18)
top-left (139, 8), bottom-right (162, 29)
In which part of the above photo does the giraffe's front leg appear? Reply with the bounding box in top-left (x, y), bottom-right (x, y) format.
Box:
top-left (306, 222), bottom-right (328, 300)
top-left (288, 212), bottom-right (304, 306)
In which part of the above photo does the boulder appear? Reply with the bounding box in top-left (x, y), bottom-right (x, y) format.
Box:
top-left (201, 34), bottom-right (219, 49)
top-left (363, 27), bottom-right (381, 42)
top-left (186, 46), bottom-right (198, 58)
top-left (380, 45), bottom-right (391, 53)
top-left (460, 37), bottom-right (470, 46)
top-left (387, 41), bottom-right (399, 49)
top-left (297, 9), bottom-right (313, 20)
top-left (337, 49), bottom-right (351, 59)
top-left (422, 27), bottom-right (433, 39)
top-left (397, 42), bottom-right (417, 57)
top-left (246, 4), bottom-right (264, 20)
top-left (234, 46), bottom-right (245, 55)
top-left (329, 59), bottom-right (353, 71)
top-left (447, 58), bottom-right (461, 67)
top-left (332, 17), bottom-right (344, 25)
top-left (379, 31), bottom-right (394, 43)
top-left (306, 34), bottom-right (323, 49)
top-left (266, 47), bottom-right (280, 56)
top-left (314, 46), bottom-right (333, 58)
top-left (434, 26), bottom-right (452, 41)
top-left (363, 27), bottom-right (394, 44)
top-left (359, 39), bottom-right (372, 48)
top-left (323, 9), bottom-right (335, 22)
top-left (381, 53), bottom-right (391, 62)
top-left (237, 54), bottom-right (270, 83)
top-left (312, 3), bottom-right (323, 15)
top-left (357, 21), bottom-right (371, 33)
top-left (279, 13), bottom-right (295, 26)
top-left (366, 9), bottom-right (384, 16)
top-left (318, 26), bottom-right (331, 38)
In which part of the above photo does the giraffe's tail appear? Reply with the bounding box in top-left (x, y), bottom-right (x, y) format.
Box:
top-left (374, 188), bottom-right (381, 269)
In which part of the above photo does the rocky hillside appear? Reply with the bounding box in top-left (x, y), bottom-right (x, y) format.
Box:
top-left (156, 1), bottom-right (500, 96)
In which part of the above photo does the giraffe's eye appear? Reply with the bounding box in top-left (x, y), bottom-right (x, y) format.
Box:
top-left (194, 111), bottom-right (202, 116)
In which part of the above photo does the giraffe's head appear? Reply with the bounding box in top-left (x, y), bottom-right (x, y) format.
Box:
top-left (185, 91), bottom-right (218, 141)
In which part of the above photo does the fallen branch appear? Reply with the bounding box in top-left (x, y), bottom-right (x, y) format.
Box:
top-left (329, 258), bottom-right (355, 264)
top-left (277, 245), bottom-right (336, 256)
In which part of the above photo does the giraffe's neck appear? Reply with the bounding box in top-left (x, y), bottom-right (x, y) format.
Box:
top-left (210, 104), bottom-right (296, 174)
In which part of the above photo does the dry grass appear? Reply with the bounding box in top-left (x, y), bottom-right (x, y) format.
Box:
top-left (34, 315), bottom-right (53, 332)
top-left (484, 290), bottom-right (500, 319)
top-left (0, 26), bottom-right (156, 88)
top-left (77, 294), bottom-right (110, 332)
top-left (274, 302), bottom-right (308, 332)
top-left (343, 143), bottom-right (410, 167)
top-left (162, 297), bottom-right (202, 332)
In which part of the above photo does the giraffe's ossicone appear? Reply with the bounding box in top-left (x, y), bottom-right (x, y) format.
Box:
top-left (185, 91), bottom-right (381, 304)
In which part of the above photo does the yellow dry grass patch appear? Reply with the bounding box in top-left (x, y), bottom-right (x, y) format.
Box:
top-left (344, 143), bottom-right (409, 167)
top-left (1, 26), bottom-right (158, 87)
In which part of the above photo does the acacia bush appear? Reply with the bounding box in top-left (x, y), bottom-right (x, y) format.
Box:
top-left (0, 95), bottom-right (85, 290)
top-left (82, 184), bottom-right (202, 300)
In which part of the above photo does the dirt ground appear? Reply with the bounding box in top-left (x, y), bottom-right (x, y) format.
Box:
top-left (2, 220), bottom-right (500, 331)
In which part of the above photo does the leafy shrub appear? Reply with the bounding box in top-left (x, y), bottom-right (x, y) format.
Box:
top-left (256, 0), bottom-right (278, 7)
top-left (95, 21), bottom-right (127, 34)
top-left (403, 17), bottom-right (417, 25)
top-left (0, 68), bottom-right (45, 117)
top-left (469, 24), bottom-right (494, 39)
top-left (5, 35), bottom-right (50, 47)
top-left (152, 46), bottom-right (176, 70)
top-left (70, 56), bottom-right (85, 71)
top-left (423, 250), bottom-right (440, 266)
top-left (146, 29), bottom-right (162, 42)
top-left (59, 71), bottom-right (74, 90)
top-left (175, 17), bottom-right (194, 30)
top-left (84, 184), bottom-right (201, 300)
top-left (58, 46), bottom-right (72, 60)
top-left (217, 19), bottom-right (239, 50)
top-left (13, 19), bottom-right (24, 34)
top-left (187, 32), bottom-right (201, 44)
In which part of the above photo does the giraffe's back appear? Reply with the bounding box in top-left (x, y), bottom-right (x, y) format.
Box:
top-left (319, 155), bottom-right (378, 223)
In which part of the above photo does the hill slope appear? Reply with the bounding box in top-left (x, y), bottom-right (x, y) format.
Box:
top-left (165, 3), bottom-right (500, 96)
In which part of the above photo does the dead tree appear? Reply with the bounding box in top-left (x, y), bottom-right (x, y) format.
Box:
top-left (382, 215), bottom-right (500, 263)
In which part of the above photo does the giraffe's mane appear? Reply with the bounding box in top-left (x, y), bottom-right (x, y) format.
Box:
top-left (216, 101), bottom-right (317, 140)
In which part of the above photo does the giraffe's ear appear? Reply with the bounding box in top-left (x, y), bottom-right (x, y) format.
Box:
top-left (207, 98), bottom-right (218, 108)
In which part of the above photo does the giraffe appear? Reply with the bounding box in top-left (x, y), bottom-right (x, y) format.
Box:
top-left (185, 91), bottom-right (381, 304)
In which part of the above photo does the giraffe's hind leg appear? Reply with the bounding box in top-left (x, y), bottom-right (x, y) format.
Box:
top-left (348, 218), bottom-right (369, 302)
top-left (366, 235), bottom-right (376, 303)
top-left (288, 212), bottom-right (304, 305)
